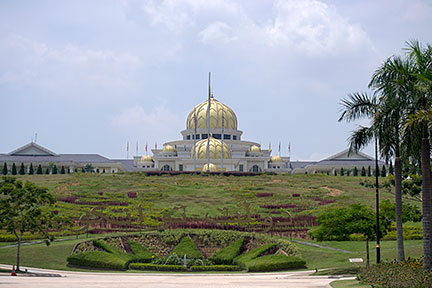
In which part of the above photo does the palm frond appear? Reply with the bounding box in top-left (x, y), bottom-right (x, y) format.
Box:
top-left (338, 92), bottom-right (376, 122)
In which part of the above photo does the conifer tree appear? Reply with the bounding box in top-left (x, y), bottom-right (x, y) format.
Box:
top-left (361, 166), bottom-right (366, 176)
top-left (340, 167), bottom-right (344, 176)
top-left (389, 162), bottom-right (394, 175)
top-left (2, 163), bottom-right (7, 175)
top-left (45, 168), bottom-right (50, 174)
top-left (367, 166), bottom-right (371, 177)
top-left (353, 166), bottom-right (358, 176)
top-left (74, 168), bottom-right (78, 173)
top-left (12, 163), bottom-right (17, 175)
top-left (52, 165), bottom-right (58, 174)
top-left (60, 166), bottom-right (65, 174)
top-left (381, 165), bottom-right (387, 177)
top-left (29, 163), bottom-right (34, 175)
top-left (36, 164), bottom-right (43, 175)
top-left (347, 169), bottom-right (351, 176)
top-left (102, 169), bottom-right (106, 174)
top-left (19, 163), bottom-right (25, 175)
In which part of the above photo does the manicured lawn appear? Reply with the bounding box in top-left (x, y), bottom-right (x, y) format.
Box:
top-left (330, 279), bottom-right (371, 288)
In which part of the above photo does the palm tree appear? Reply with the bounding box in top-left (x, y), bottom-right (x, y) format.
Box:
top-left (404, 40), bottom-right (432, 270)
top-left (368, 55), bottom-right (416, 262)
top-left (339, 92), bottom-right (382, 263)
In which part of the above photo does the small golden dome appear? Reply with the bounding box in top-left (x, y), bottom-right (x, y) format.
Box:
top-left (186, 97), bottom-right (237, 130)
top-left (250, 145), bottom-right (260, 152)
top-left (191, 137), bottom-right (231, 159)
top-left (270, 155), bottom-right (283, 162)
top-left (203, 163), bottom-right (217, 172)
top-left (140, 155), bottom-right (153, 162)
top-left (162, 145), bottom-right (176, 152)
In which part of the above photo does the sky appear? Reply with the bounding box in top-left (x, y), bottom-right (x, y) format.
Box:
top-left (1, 0), bottom-right (431, 160)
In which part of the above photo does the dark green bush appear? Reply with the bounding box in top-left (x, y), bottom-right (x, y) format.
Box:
top-left (129, 263), bottom-right (187, 271)
top-left (190, 265), bottom-right (242, 271)
top-left (246, 255), bottom-right (305, 272)
top-left (67, 251), bottom-right (127, 270)
top-left (234, 243), bottom-right (277, 268)
top-left (210, 238), bottom-right (244, 265)
top-left (358, 258), bottom-right (431, 288)
top-left (92, 239), bottom-right (133, 262)
top-left (128, 241), bottom-right (154, 263)
top-left (170, 237), bottom-right (203, 259)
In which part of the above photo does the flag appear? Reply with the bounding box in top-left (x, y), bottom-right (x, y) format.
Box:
top-left (278, 142), bottom-right (281, 154)
top-left (136, 142), bottom-right (138, 156)
top-left (194, 108), bottom-right (197, 134)
top-left (288, 142), bottom-right (291, 153)
top-left (127, 142), bottom-right (129, 152)
top-left (145, 142), bottom-right (148, 153)
top-left (155, 142), bottom-right (157, 150)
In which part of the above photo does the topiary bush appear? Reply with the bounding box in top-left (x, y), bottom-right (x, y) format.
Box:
top-left (67, 251), bottom-right (128, 270)
top-left (210, 238), bottom-right (244, 265)
top-left (190, 265), bottom-right (242, 271)
top-left (129, 263), bottom-right (187, 271)
top-left (234, 243), bottom-right (277, 268)
top-left (170, 236), bottom-right (203, 259)
top-left (128, 241), bottom-right (154, 263)
top-left (246, 255), bottom-right (305, 272)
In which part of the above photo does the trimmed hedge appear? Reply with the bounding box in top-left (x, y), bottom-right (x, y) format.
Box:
top-left (129, 241), bottom-right (153, 263)
top-left (190, 265), bottom-right (242, 271)
top-left (170, 237), bottom-right (203, 259)
top-left (210, 238), bottom-right (244, 265)
top-left (234, 243), bottom-right (277, 268)
top-left (67, 251), bottom-right (127, 270)
top-left (246, 255), bottom-right (305, 272)
top-left (93, 239), bottom-right (132, 262)
top-left (129, 263), bottom-right (187, 271)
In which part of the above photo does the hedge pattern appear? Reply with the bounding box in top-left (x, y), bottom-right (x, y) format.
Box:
top-left (246, 255), bottom-right (306, 272)
top-left (129, 263), bottom-right (187, 271)
top-left (210, 238), bottom-right (244, 265)
top-left (169, 237), bottom-right (203, 259)
top-left (67, 251), bottom-right (127, 270)
top-left (190, 265), bottom-right (242, 271)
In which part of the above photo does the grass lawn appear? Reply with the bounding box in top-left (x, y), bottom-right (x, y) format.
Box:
top-left (330, 279), bottom-right (371, 288)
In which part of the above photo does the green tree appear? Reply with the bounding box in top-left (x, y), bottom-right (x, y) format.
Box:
top-left (361, 166), bottom-right (366, 176)
top-left (60, 166), bottom-right (65, 174)
top-left (2, 163), bottom-right (7, 175)
top-left (84, 163), bottom-right (94, 173)
top-left (28, 163), bottom-right (34, 175)
top-left (45, 168), bottom-right (50, 174)
top-left (367, 166), bottom-right (372, 177)
top-left (404, 40), bottom-right (432, 270)
top-left (52, 165), bottom-right (58, 174)
top-left (380, 199), bottom-right (422, 223)
top-left (36, 164), bottom-right (43, 175)
top-left (311, 203), bottom-right (389, 268)
top-left (389, 162), bottom-right (394, 175)
top-left (340, 167), bottom-right (344, 176)
top-left (353, 167), bottom-right (358, 176)
top-left (380, 165), bottom-right (387, 177)
top-left (19, 163), bottom-right (25, 175)
top-left (11, 163), bottom-right (17, 175)
top-left (0, 177), bottom-right (67, 271)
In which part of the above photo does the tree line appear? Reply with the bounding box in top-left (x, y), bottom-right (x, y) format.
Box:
top-left (339, 40), bottom-right (432, 270)
top-left (2, 163), bottom-right (99, 175)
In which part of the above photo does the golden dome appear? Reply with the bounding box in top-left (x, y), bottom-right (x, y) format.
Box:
top-left (203, 163), bottom-right (217, 172)
top-left (162, 145), bottom-right (176, 152)
top-left (140, 155), bottom-right (153, 162)
top-left (186, 96), bottom-right (237, 130)
top-left (250, 145), bottom-right (260, 152)
top-left (191, 137), bottom-right (231, 159)
top-left (270, 155), bottom-right (283, 162)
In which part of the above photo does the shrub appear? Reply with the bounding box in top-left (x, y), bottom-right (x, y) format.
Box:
top-left (210, 238), bottom-right (244, 265)
top-left (128, 241), bottom-right (154, 263)
top-left (67, 251), bottom-right (127, 270)
top-left (92, 239), bottom-right (132, 262)
top-left (129, 263), bottom-right (187, 271)
top-left (247, 255), bottom-right (305, 272)
top-left (190, 265), bottom-right (242, 271)
top-left (170, 237), bottom-right (203, 259)
top-left (358, 258), bottom-right (431, 288)
top-left (234, 243), bottom-right (277, 268)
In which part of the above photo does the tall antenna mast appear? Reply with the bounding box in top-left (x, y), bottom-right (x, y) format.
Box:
top-left (206, 72), bottom-right (211, 171)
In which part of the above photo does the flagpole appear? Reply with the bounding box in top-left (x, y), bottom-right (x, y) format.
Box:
top-left (206, 72), bottom-right (211, 171)
top-left (221, 107), bottom-right (224, 172)
top-left (193, 107), bottom-right (197, 172)
top-left (127, 142), bottom-right (129, 159)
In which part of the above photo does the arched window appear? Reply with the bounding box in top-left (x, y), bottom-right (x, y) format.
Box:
top-left (161, 164), bottom-right (172, 171)
top-left (250, 165), bottom-right (261, 173)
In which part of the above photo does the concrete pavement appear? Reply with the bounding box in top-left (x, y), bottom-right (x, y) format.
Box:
top-left (0, 265), bottom-right (354, 288)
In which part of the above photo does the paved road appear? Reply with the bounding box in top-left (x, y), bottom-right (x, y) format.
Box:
top-left (0, 266), bottom-right (353, 288)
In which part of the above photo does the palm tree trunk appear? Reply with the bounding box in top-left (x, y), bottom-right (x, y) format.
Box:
top-left (366, 237), bottom-right (370, 268)
top-left (421, 137), bottom-right (432, 270)
top-left (394, 156), bottom-right (405, 261)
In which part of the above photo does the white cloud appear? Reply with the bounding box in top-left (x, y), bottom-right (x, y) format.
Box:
top-left (199, 22), bottom-right (236, 44)
top-left (112, 105), bottom-right (184, 144)
top-left (0, 34), bottom-right (140, 93)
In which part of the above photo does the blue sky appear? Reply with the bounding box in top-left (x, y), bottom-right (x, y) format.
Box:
top-left (1, 0), bottom-right (431, 160)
